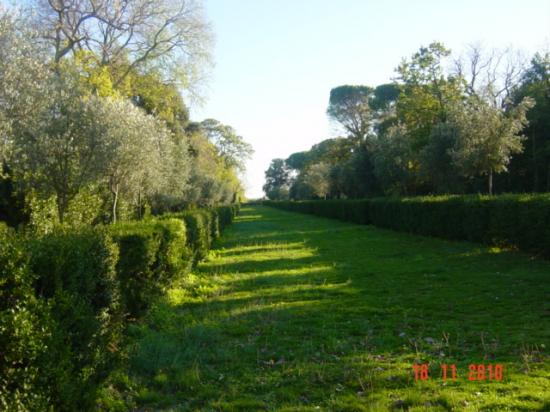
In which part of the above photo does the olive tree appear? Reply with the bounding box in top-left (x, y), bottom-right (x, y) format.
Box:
top-left (0, 9), bottom-right (49, 165)
top-left (98, 98), bottom-right (189, 222)
top-left (4, 69), bottom-right (111, 223)
top-left (449, 97), bottom-right (534, 194)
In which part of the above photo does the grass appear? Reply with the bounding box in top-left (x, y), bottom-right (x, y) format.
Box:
top-left (113, 205), bottom-right (549, 411)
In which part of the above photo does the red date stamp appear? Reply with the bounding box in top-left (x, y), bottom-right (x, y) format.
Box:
top-left (413, 363), bottom-right (504, 381)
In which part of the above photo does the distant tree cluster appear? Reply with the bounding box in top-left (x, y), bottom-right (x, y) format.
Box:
top-left (264, 42), bottom-right (548, 199)
top-left (0, 2), bottom-right (253, 228)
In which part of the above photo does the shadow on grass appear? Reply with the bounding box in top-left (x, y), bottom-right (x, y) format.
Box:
top-left (126, 205), bottom-right (550, 411)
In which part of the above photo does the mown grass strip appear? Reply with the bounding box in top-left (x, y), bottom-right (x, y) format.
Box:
top-left (123, 205), bottom-right (550, 411)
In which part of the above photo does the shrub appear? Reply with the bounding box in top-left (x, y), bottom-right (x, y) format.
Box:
top-left (215, 205), bottom-right (234, 231)
top-left (0, 204), bottom-right (237, 410)
top-left (0, 229), bottom-right (49, 411)
top-left (25, 227), bottom-right (121, 411)
top-left (206, 209), bottom-right (220, 242)
top-left (153, 218), bottom-right (192, 285)
top-left (160, 211), bottom-right (210, 262)
top-left (265, 195), bottom-right (550, 258)
top-left (159, 204), bottom-right (239, 263)
top-left (110, 218), bottom-right (191, 318)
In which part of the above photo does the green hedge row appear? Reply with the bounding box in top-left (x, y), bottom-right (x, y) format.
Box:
top-left (159, 205), bottom-right (239, 263)
top-left (110, 218), bottom-right (190, 319)
top-left (264, 195), bottom-right (550, 258)
top-left (0, 204), bottom-right (239, 411)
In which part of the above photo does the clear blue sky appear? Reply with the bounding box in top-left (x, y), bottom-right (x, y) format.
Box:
top-left (191, 0), bottom-right (550, 198)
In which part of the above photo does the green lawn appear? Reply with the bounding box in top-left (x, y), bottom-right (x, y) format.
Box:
top-left (117, 205), bottom-right (549, 411)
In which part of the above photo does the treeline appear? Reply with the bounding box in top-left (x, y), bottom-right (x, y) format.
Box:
top-left (0, 1), bottom-right (252, 230)
top-left (0, 205), bottom-right (238, 411)
top-left (264, 43), bottom-right (549, 199)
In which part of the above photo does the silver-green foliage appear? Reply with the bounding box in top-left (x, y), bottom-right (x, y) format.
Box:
top-left (448, 97), bottom-right (534, 193)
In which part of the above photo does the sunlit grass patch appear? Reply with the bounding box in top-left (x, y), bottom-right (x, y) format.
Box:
top-left (121, 205), bottom-right (550, 411)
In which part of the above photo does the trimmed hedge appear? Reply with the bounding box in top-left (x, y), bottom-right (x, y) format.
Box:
top-left (0, 229), bottom-right (49, 411)
top-left (265, 195), bottom-right (550, 258)
top-left (216, 205), bottom-right (237, 231)
top-left (0, 227), bottom-right (122, 411)
top-left (0, 204), bottom-right (239, 410)
top-left (160, 205), bottom-right (239, 263)
top-left (110, 218), bottom-right (190, 318)
top-left (180, 211), bottom-right (212, 261)
top-left (25, 227), bottom-right (121, 411)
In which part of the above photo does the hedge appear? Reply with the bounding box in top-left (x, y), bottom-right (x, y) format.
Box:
top-left (110, 218), bottom-right (190, 318)
top-left (25, 227), bottom-right (121, 411)
top-left (160, 205), bottom-right (239, 263)
top-left (216, 205), bottom-right (237, 231)
top-left (0, 203), bottom-right (239, 411)
top-left (0, 228), bottom-right (49, 411)
top-left (265, 195), bottom-right (550, 258)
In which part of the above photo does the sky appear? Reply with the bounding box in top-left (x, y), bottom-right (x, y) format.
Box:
top-left (191, 0), bottom-right (550, 198)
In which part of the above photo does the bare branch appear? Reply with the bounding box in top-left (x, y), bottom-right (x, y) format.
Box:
top-left (32, 0), bottom-right (213, 90)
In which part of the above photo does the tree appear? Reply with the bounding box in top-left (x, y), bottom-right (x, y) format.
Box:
top-left (327, 85), bottom-right (375, 143)
top-left (508, 53), bottom-right (550, 191)
top-left (449, 97), bottom-right (534, 195)
top-left (285, 151), bottom-right (309, 171)
top-left (0, 10), bottom-right (49, 164)
top-left (373, 124), bottom-right (417, 195)
top-left (307, 138), bottom-right (355, 166)
top-left (32, 0), bottom-right (213, 93)
top-left (183, 127), bottom-right (242, 207)
top-left (200, 119), bottom-right (254, 172)
top-left (289, 173), bottom-right (314, 200)
top-left (129, 71), bottom-right (190, 133)
top-left (263, 159), bottom-right (291, 200)
top-left (376, 42), bottom-right (466, 194)
top-left (421, 122), bottom-right (463, 193)
top-left (303, 162), bottom-right (331, 199)
top-left (0, 163), bottom-right (27, 227)
top-left (338, 145), bottom-right (380, 198)
top-left (5, 65), bottom-right (113, 223)
top-left (395, 42), bottom-right (464, 147)
top-left (371, 83), bottom-right (401, 135)
top-left (1, 4), bottom-right (246, 225)
top-left (99, 98), bottom-right (187, 222)
top-left (453, 44), bottom-right (528, 108)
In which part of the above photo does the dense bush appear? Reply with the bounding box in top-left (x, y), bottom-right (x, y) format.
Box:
top-left (208, 205), bottom-right (240, 239)
top-left (160, 211), bottom-right (210, 262)
top-left (154, 218), bottom-right (192, 283)
top-left (25, 227), bottom-right (122, 411)
top-left (0, 204), bottom-right (239, 410)
top-left (207, 208), bottom-right (220, 241)
top-left (110, 218), bottom-right (190, 318)
top-left (216, 205), bottom-right (237, 230)
top-left (265, 195), bottom-right (550, 258)
top-left (0, 229), bottom-right (49, 411)
top-left (160, 205), bottom-right (239, 262)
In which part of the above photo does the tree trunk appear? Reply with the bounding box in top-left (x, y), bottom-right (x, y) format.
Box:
top-left (112, 185), bottom-right (118, 224)
top-left (56, 194), bottom-right (66, 224)
top-left (488, 170), bottom-right (493, 196)
top-left (532, 132), bottom-right (539, 192)
top-left (137, 189), bottom-right (142, 220)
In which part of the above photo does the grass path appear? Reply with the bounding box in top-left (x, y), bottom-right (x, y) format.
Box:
top-left (125, 206), bottom-right (549, 411)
